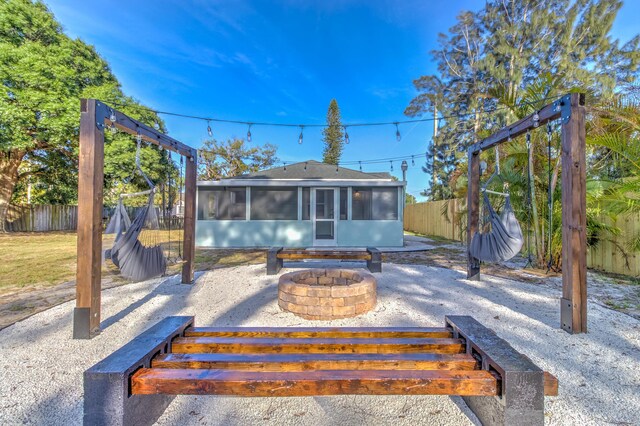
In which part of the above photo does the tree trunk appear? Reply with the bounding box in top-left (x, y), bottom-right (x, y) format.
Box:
top-left (0, 150), bottom-right (26, 232)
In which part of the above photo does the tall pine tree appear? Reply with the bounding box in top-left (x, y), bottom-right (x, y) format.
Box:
top-left (322, 99), bottom-right (344, 165)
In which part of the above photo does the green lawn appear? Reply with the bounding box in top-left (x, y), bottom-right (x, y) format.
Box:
top-left (0, 231), bottom-right (265, 295)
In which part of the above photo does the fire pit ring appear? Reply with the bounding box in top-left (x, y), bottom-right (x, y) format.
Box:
top-left (278, 269), bottom-right (377, 320)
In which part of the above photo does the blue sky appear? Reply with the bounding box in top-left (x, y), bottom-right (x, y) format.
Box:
top-left (45, 0), bottom-right (639, 200)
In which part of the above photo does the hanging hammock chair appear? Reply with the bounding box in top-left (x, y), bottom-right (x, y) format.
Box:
top-left (109, 190), bottom-right (167, 281)
top-left (105, 137), bottom-right (167, 281)
top-left (469, 147), bottom-right (524, 264)
top-left (469, 191), bottom-right (524, 263)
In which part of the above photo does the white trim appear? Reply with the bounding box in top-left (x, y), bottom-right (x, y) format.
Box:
top-left (312, 187), bottom-right (338, 246)
top-left (245, 187), bottom-right (250, 221)
top-left (198, 179), bottom-right (405, 187)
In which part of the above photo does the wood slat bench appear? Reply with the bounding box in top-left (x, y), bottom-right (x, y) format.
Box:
top-left (267, 247), bottom-right (382, 275)
top-left (84, 316), bottom-right (558, 426)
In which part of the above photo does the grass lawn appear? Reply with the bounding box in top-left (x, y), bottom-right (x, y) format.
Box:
top-left (0, 231), bottom-right (264, 295)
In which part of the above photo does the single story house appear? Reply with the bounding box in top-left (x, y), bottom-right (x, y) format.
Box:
top-left (196, 160), bottom-right (406, 248)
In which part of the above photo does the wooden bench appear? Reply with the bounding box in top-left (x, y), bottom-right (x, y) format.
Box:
top-left (267, 247), bottom-right (382, 275)
top-left (84, 316), bottom-right (557, 426)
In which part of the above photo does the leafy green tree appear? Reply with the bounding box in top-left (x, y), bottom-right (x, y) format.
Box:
top-left (0, 0), bottom-right (170, 229)
top-left (405, 193), bottom-right (417, 204)
top-left (406, 0), bottom-right (639, 202)
top-left (198, 138), bottom-right (278, 180)
top-left (322, 99), bottom-right (344, 165)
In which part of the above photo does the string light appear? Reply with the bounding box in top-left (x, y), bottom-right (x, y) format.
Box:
top-left (109, 110), bottom-right (117, 134)
top-left (507, 128), bottom-right (512, 142)
top-left (206, 120), bottom-right (213, 137)
top-left (411, 155), bottom-right (415, 166)
top-left (283, 163), bottom-right (287, 171)
top-left (395, 122), bottom-right (401, 141)
top-left (247, 124), bottom-right (252, 142)
top-left (336, 163), bottom-right (339, 173)
top-left (304, 161), bottom-right (308, 170)
top-left (390, 161), bottom-right (394, 172)
top-left (533, 111), bottom-right (540, 128)
top-left (344, 126), bottom-right (349, 144)
top-left (359, 161), bottom-right (362, 171)
top-left (298, 126), bottom-right (304, 144)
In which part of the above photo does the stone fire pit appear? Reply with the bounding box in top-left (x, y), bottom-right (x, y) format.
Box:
top-left (278, 269), bottom-right (377, 320)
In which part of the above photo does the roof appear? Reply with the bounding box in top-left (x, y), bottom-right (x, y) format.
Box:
top-left (223, 160), bottom-right (393, 181)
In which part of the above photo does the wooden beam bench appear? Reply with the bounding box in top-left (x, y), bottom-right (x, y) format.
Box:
top-left (84, 316), bottom-right (558, 426)
top-left (267, 247), bottom-right (382, 275)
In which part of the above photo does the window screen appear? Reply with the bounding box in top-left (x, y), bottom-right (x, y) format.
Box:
top-left (302, 187), bottom-right (310, 220)
top-left (340, 188), bottom-right (348, 220)
top-left (197, 188), bottom-right (246, 220)
top-left (351, 187), bottom-right (398, 220)
top-left (250, 187), bottom-right (298, 220)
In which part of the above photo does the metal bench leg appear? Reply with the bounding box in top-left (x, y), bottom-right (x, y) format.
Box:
top-left (267, 247), bottom-right (283, 275)
top-left (366, 247), bottom-right (382, 273)
top-left (83, 316), bottom-right (194, 426)
top-left (446, 316), bottom-right (545, 426)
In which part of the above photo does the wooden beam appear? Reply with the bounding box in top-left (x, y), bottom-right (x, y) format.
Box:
top-left (152, 352), bottom-right (479, 371)
top-left (131, 368), bottom-right (499, 397)
top-left (171, 337), bottom-right (466, 354)
top-left (560, 93), bottom-right (587, 334)
top-left (98, 101), bottom-right (196, 159)
top-left (73, 99), bottom-right (105, 339)
top-left (469, 94), bottom-right (569, 154)
top-left (182, 154), bottom-right (197, 284)
top-left (467, 149), bottom-right (480, 279)
top-left (185, 326), bottom-right (454, 339)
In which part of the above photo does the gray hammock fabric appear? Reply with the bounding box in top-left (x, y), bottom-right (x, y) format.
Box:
top-left (104, 198), bottom-right (131, 239)
top-left (109, 192), bottom-right (166, 282)
top-left (469, 193), bottom-right (524, 263)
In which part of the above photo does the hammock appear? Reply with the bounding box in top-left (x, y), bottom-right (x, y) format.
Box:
top-left (104, 198), bottom-right (131, 239)
top-left (469, 192), bottom-right (524, 263)
top-left (109, 191), bottom-right (167, 282)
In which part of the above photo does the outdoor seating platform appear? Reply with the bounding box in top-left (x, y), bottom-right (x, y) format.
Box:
top-left (267, 246), bottom-right (382, 275)
top-left (83, 315), bottom-right (558, 426)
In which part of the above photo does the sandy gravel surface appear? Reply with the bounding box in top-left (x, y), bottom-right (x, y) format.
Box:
top-left (1, 263), bottom-right (639, 425)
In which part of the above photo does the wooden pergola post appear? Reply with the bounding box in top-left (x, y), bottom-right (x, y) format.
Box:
top-left (73, 99), bottom-right (198, 339)
top-left (182, 155), bottom-right (197, 284)
top-left (467, 150), bottom-right (481, 280)
top-left (560, 94), bottom-right (587, 333)
top-left (466, 93), bottom-right (587, 334)
top-left (74, 99), bottom-right (105, 339)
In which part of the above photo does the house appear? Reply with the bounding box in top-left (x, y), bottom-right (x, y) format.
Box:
top-left (196, 160), bottom-right (405, 248)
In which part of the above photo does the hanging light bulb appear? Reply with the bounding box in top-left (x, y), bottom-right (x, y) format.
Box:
top-left (247, 123), bottom-right (252, 142)
top-left (395, 122), bottom-right (401, 141)
top-left (207, 120), bottom-right (213, 137)
top-left (336, 163), bottom-right (339, 173)
top-left (359, 161), bottom-right (362, 171)
top-left (411, 155), bottom-right (415, 166)
top-left (390, 160), bottom-right (394, 172)
top-left (533, 111), bottom-right (540, 128)
top-left (298, 125), bottom-right (304, 144)
top-left (109, 110), bottom-right (117, 134)
top-left (344, 126), bottom-right (350, 144)
top-left (283, 163), bottom-right (287, 171)
top-left (507, 128), bottom-right (512, 142)
top-left (304, 161), bottom-right (308, 171)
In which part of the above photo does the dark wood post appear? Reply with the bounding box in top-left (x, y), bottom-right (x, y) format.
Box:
top-left (181, 154), bottom-right (197, 284)
top-left (74, 99), bottom-right (105, 339)
top-left (560, 93), bottom-right (587, 334)
top-left (467, 149), bottom-right (481, 280)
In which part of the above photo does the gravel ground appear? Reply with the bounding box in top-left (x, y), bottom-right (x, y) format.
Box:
top-left (1, 263), bottom-right (639, 426)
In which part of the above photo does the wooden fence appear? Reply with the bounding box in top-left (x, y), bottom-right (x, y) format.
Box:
top-left (404, 199), bottom-right (640, 277)
top-left (404, 199), bottom-right (464, 242)
top-left (4, 204), bottom-right (184, 233)
top-left (5, 204), bottom-right (79, 232)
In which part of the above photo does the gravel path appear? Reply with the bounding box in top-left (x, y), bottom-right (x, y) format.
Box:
top-left (1, 263), bottom-right (639, 425)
